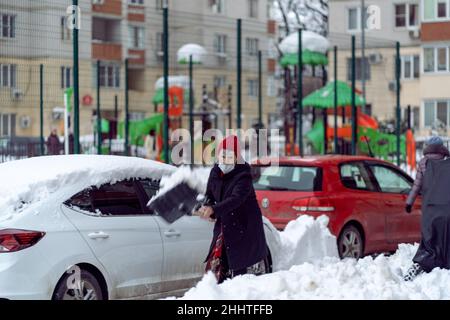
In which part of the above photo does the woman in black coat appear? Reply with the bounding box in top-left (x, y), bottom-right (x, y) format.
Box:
top-left (196, 135), bottom-right (268, 283)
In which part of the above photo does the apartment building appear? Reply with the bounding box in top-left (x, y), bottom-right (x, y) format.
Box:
top-left (420, 0), bottom-right (450, 137)
top-left (0, 0), bottom-right (277, 138)
top-left (329, 0), bottom-right (422, 129)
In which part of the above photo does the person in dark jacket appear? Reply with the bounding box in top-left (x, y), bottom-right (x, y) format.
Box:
top-left (405, 136), bottom-right (450, 213)
top-left (404, 136), bottom-right (450, 281)
top-left (196, 135), bottom-right (268, 283)
top-left (46, 129), bottom-right (62, 155)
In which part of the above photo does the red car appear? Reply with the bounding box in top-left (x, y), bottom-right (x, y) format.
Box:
top-left (252, 155), bottom-right (422, 259)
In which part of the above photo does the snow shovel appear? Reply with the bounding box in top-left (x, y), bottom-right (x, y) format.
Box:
top-left (148, 182), bottom-right (202, 224)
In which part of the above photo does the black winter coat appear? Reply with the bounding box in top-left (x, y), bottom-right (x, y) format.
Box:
top-left (204, 163), bottom-right (268, 271)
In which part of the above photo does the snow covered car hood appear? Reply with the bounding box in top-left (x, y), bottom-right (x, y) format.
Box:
top-left (0, 155), bottom-right (174, 224)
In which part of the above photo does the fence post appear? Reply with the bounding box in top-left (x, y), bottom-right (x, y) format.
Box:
top-left (72, 0), bottom-right (80, 154)
top-left (96, 60), bottom-right (102, 155)
top-left (228, 84), bottom-right (232, 129)
top-left (163, 5), bottom-right (170, 163)
top-left (124, 58), bottom-right (129, 156)
top-left (40, 64), bottom-right (44, 156)
top-left (236, 19), bottom-right (242, 129)
top-left (334, 46), bottom-right (339, 154)
top-left (351, 35), bottom-right (357, 156)
top-left (297, 29), bottom-right (303, 157)
top-left (189, 55), bottom-right (194, 165)
top-left (258, 50), bottom-right (263, 129)
top-left (396, 41), bottom-right (401, 166)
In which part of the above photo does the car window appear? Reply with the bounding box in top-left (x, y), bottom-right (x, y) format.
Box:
top-left (65, 180), bottom-right (144, 216)
top-left (139, 179), bottom-right (160, 201)
top-left (252, 166), bottom-right (322, 191)
top-left (340, 162), bottom-right (375, 191)
top-left (369, 165), bottom-right (412, 194)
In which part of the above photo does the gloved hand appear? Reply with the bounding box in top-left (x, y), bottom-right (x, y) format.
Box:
top-left (405, 204), bottom-right (412, 214)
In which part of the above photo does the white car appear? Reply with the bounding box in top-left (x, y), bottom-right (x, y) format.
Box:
top-left (0, 155), bottom-right (278, 300)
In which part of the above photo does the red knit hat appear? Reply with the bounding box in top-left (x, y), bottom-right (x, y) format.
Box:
top-left (216, 135), bottom-right (243, 162)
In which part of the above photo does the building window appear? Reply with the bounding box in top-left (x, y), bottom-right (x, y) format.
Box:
top-left (347, 57), bottom-right (370, 81)
top-left (347, 7), bottom-right (367, 31)
top-left (438, 0), bottom-right (447, 18)
top-left (128, 26), bottom-right (144, 49)
top-left (246, 38), bottom-right (259, 56)
top-left (401, 55), bottom-right (420, 79)
top-left (247, 79), bottom-right (258, 97)
top-left (348, 8), bottom-right (358, 30)
top-left (156, 0), bottom-right (164, 10)
top-left (1, 14), bottom-right (16, 39)
top-left (395, 4), bottom-right (419, 28)
top-left (96, 64), bottom-right (120, 88)
top-left (61, 66), bottom-right (72, 89)
top-left (423, 0), bottom-right (450, 21)
top-left (156, 32), bottom-right (164, 52)
top-left (214, 34), bottom-right (227, 54)
top-left (248, 0), bottom-right (258, 18)
top-left (0, 113), bottom-right (16, 137)
top-left (267, 75), bottom-right (276, 97)
top-left (424, 47), bottom-right (450, 73)
top-left (129, 0), bottom-right (144, 4)
top-left (209, 0), bottom-right (225, 14)
top-left (129, 112), bottom-right (146, 121)
top-left (423, 100), bottom-right (450, 128)
top-left (0, 64), bottom-right (17, 88)
top-left (395, 4), bottom-right (407, 27)
top-left (61, 16), bottom-right (71, 41)
top-left (214, 76), bottom-right (227, 88)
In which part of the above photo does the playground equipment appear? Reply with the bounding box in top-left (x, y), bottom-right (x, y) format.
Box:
top-left (279, 30), bottom-right (330, 155)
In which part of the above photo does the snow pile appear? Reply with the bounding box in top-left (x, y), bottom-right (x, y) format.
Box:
top-left (279, 30), bottom-right (330, 54)
top-left (155, 75), bottom-right (189, 90)
top-left (269, 215), bottom-right (339, 271)
top-left (177, 44), bottom-right (207, 64)
top-left (181, 242), bottom-right (450, 300)
top-left (148, 166), bottom-right (211, 205)
top-left (0, 155), bottom-right (173, 223)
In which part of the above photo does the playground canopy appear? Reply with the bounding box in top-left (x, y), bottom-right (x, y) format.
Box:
top-left (177, 44), bottom-right (207, 64)
top-left (279, 30), bottom-right (330, 67)
top-left (302, 81), bottom-right (366, 108)
top-left (118, 113), bottom-right (164, 145)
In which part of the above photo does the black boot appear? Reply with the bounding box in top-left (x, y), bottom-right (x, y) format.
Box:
top-left (403, 263), bottom-right (424, 281)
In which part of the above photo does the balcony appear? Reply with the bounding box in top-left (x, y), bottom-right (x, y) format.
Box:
top-left (92, 42), bottom-right (122, 61)
top-left (128, 2), bottom-right (145, 22)
top-left (92, 17), bottom-right (122, 61)
top-left (92, 0), bottom-right (122, 16)
top-left (128, 49), bottom-right (145, 66)
top-left (421, 21), bottom-right (450, 42)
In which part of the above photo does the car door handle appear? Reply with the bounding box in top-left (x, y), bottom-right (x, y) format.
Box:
top-left (88, 231), bottom-right (110, 240)
top-left (164, 229), bottom-right (181, 238)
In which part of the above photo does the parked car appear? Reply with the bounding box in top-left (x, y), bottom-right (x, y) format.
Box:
top-left (252, 155), bottom-right (421, 259)
top-left (0, 155), bottom-right (278, 300)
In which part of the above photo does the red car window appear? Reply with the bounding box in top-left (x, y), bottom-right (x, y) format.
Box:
top-left (339, 162), bottom-right (376, 191)
top-left (252, 165), bottom-right (322, 191)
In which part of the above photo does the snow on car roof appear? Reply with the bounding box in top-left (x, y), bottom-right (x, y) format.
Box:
top-left (0, 155), bottom-right (174, 222)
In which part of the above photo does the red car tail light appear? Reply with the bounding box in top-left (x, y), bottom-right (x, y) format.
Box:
top-left (0, 229), bottom-right (45, 253)
top-left (292, 197), bottom-right (335, 213)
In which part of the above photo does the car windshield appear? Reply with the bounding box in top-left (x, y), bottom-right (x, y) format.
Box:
top-left (252, 165), bottom-right (322, 191)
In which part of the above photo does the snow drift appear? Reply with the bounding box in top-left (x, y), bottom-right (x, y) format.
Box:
top-left (181, 239), bottom-right (450, 300)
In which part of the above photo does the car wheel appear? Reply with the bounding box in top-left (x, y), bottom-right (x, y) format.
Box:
top-left (338, 225), bottom-right (364, 259)
top-left (53, 269), bottom-right (103, 300)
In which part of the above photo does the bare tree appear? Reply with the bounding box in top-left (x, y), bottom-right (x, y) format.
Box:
top-left (274, 0), bottom-right (329, 38)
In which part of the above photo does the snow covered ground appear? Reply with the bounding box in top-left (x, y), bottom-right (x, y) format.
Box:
top-left (178, 216), bottom-right (450, 300)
